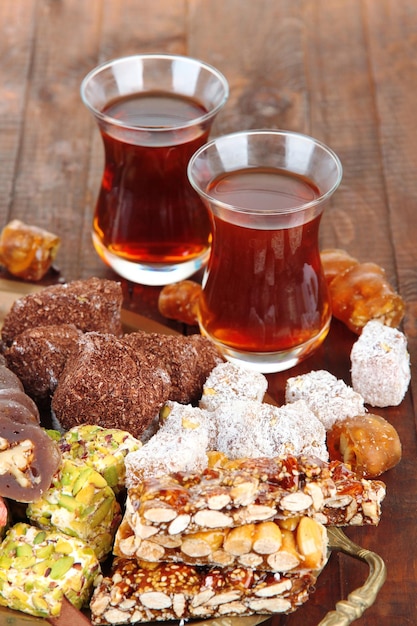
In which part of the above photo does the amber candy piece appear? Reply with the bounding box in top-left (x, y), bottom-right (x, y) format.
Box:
top-left (320, 248), bottom-right (359, 285)
top-left (324, 254), bottom-right (405, 333)
top-left (158, 280), bottom-right (202, 325)
top-left (0, 219), bottom-right (60, 281)
top-left (327, 413), bottom-right (402, 478)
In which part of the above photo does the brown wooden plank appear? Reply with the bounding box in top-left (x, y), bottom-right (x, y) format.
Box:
top-left (0, 0), bottom-right (36, 224)
top-left (364, 0), bottom-right (417, 403)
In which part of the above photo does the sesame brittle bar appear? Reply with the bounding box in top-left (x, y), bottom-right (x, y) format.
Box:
top-left (90, 557), bottom-right (318, 624)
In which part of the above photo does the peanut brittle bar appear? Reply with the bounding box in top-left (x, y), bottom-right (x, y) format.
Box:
top-left (115, 513), bottom-right (328, 573)
top-left (90, 557), bottom-right (318, 624)
top-left (123, 455), bottom-right (385, 540)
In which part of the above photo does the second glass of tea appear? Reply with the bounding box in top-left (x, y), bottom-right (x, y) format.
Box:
top-left (187, 130), bottom-right (343, 373)
top-left (81, 54), bottom-right (229, 285)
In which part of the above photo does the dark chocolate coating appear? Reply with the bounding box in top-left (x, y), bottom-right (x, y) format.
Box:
top-left (52, 332), bottom-right (171, 438)
top-left (5, 324), bottom-right (82, 400)
top-left (1, 276), bottom-right (123, 347)
top-left (123, 331), bottom-right (223, 405)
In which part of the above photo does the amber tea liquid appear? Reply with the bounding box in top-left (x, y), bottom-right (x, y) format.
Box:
top-left (93, 91), bottom-right (212, 268)
top-left (199, 167), bottom-right (332, 354)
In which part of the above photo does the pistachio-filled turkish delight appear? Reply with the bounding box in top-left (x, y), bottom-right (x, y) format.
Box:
top-left (0, 522), bottom-right (100, 618)
top-left (59, 425), bottom-right (142, 494)
top-left (26, 459), bottom-right (121, 560)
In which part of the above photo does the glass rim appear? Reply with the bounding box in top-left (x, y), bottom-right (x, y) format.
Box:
top-left (187, 129), bottom-right (343, 215)
top-left (80, 53), bottom-right (229, 133)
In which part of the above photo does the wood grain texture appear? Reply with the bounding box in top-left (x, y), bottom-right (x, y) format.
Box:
top-left (0, 2), bottom-right (416, 625)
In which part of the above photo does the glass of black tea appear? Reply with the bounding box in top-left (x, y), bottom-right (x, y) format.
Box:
top-left (81, 54), bottom-right (229, 285)
top-left (188, 130), bottom-right (343, 373)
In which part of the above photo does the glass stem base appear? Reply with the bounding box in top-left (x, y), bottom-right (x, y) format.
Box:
top-left (198, 318), bottom-right (331, 373)
top-left (92, 233), bottom-right (210, 286)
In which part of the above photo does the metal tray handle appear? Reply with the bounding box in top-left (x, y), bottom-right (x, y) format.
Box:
top-left (318, 527), bottom-right (387, 626)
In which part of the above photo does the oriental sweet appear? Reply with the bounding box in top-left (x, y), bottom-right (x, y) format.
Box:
top-left (0, 219), bottom-right (60, 281)
top-left (0, 358), bottom-right (61, 502)
top-left (0, 522), bottom-right (100, 618)
top-left (327, 413), bottom-right (402, 478)
top-left (4, 324), bottom-right (82, 401)
top-left (91, 558), bottom-right (319, 623)
top-left (285, 370), bottom-right (366, 430)
top-left (350, 320), bottom-right (411, 406)
top-left (123, 331), bottom-right (223, 405)
top-left (51, 332), bottom-right (171, 439)
top-left (123, 455), bottom-right (386, 533)
top-left (158, 280), bottom-right (202, 325)
top-left (115, 513), bottom-right (328, 574)
top-left (1, 276), bottom-right (123, 348)
top-left (327, 260), bottom-right (405, 334)
top-left (26, 458), bottom-right (122, 561)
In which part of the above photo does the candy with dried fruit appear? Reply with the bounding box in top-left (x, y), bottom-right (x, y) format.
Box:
top-left (158, 279), bottom-right (202, 325)
top-left (321, 248), bottom-right (359, 285)
top-left (327, 413), bottom-right (402, 478)
top-left (0, 219), bottom-right (60, 281)
top-left (327, 261), bottom-right (405, 334)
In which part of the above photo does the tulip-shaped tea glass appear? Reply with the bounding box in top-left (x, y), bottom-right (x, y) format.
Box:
top-left (81, 54), bottom-right (229, 285)
top-left (187, 130), bottom-right (343, 372)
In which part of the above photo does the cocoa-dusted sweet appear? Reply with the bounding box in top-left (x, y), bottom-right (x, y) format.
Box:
top-left (52, 332), bottom-right (171, 439)
top-left (5, 324), bottom-right (83, 401)
top-left (123, 331), bottom-right (223, 405)
top-left (1, 276), bottom-right (123, 347)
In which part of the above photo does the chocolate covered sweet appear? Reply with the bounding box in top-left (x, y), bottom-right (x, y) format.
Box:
top-left (5, 324), bottom-right (83, 400)
top-left (0, 359), bottom-right (61, 502)
top-left (123, 331), bottom-right (223, 405)
top-left (1, 276), bottom-right (123, 347)
top-left (52, 332), bottom-right (171, 439)
top-left (0, 416), bottom-right (61, 502)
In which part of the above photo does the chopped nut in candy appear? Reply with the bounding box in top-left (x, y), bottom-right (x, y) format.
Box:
top-left (115, 512), bottom-right (328, 573)
top-left (0, 357), bottom-right (62, 503)
top-left (0, 219), bottom-right (60, 281)
top-left (58, 424), bottom-right (142, 494)
top-left (90, 558), bottom-right (319, 624)
top-left (327, 413), bottom-right (402, 478)
top-left (0, 522), bottom-right (100, 618)
top-left (122, 455), bottom-right (385, 536)
top-left (26, 459), bottom-right (122, 560)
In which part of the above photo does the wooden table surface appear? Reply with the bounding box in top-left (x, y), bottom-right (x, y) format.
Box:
top-left (1, 1), bottom-right (417, 625)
